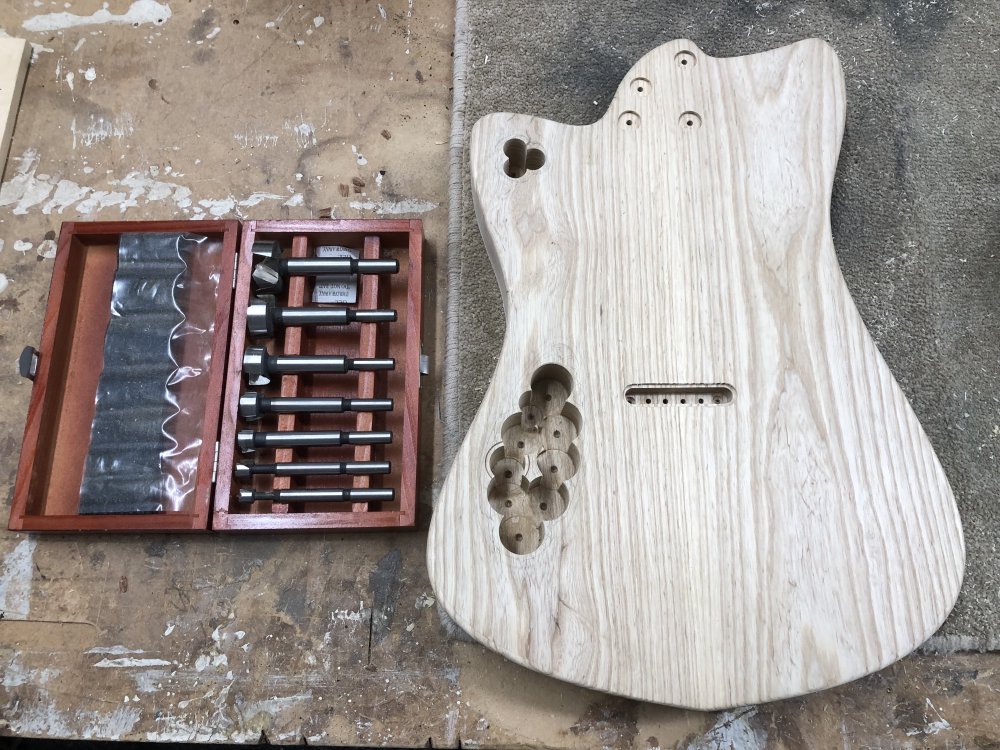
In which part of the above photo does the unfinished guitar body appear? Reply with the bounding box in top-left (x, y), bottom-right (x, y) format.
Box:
top-left (428, 39), bottom-right (964, 709)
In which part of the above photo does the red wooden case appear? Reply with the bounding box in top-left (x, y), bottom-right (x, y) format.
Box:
top-left (8, 219), bottom-right (423, 533)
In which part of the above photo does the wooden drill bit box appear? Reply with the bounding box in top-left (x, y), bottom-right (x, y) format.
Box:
top-left (9, 219), bottom-right (423, 533)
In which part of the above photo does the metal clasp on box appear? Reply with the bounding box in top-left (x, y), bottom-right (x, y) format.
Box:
top-left (18, 346), bottom-right (39, 381)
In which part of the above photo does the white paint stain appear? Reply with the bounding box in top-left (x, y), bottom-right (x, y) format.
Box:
top-left (284, 193), bottom-right (304, 207)
top-left (313, 16), bottom-right (324, 27)
top-left (36, 239), bottom-right (56, 259)
top-left (905, 699), bottom-right (952, 736)
top-left (205, 26), bottom-right (221, 40)
top-left (405, 0), bottom-right (414, 54)
top-left (0, 538), bottom-right (37, 619)
top-left (0, 149), bottom-right (302, 218)
top-left (0, 239), bottom-right (5, 252)
top-left (23, 0), bottom-right (172, 32)
top-left (29, 43), bottom-right (53, 62)
top-left (71, 113), bottom-right (135, 148)
top-left (86, 646), bottom-right (146, 655)
top-left (350, 198), bottom-right (438, 215)
top-left (415, 592), bottom-right (435, 608)
top-left (444, 708), bottom-right (458, 746)
top-left (351, 144), bottom-right (367, 165)
top-left (65, 71), bottom-right (74, 90)
top-left (333, 600), bottom-right (369, 623)
top-left (83, 66), bottom-right (96, 81)
top-left (193, 653), bottom-right (227, 671)
top-left (0, 273), bottom-right (8, 295)
top-left (378, 3), bottom-right (387, 19)
top-left (233, 129), bottom-right (279, 149)
top-left (73, 38), bottom-right (86, 52)
top-left (685, 709), bottom-right (765, 750)
top-left (2, 654), bottom-right (59, 688)
top-left (12, 240), bottom-right (32, 254)
top-left (163, 623), bottom-right (175, 636)
top-left (285, 120), bottom-right (316, 148)
top-left (93, 658), bottom-right (173, 668)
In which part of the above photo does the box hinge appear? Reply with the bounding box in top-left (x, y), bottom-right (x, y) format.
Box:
top-left (211, 440), bottom-right (220, 483)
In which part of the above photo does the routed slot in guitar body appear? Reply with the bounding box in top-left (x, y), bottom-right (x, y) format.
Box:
top-left (428, 39), bottom-right (964, 709)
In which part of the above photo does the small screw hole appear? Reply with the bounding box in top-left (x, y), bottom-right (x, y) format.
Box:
top-left (539, 502), bottom-right (548, 511)
top-left (503, 470), bottom-right (512, 479)
top-left (515, 533), bottom-right (523, 542)
top-left (550, 466), bottom-right (558, 473)
top-left (627, 396), bottom-right (635, 404)
top-left (686, 119), bottom-right (694, 126)
top-left (698, 398), bottom-right (704, 404)
top-left (544, 394), bottom-right (552, 401)
top-left (645, 398), bottom-right (652, 404)
top-left (625, 119), bottom-right (633, 126)
top-left (517, 440), bottom-right (525, 448)
top-left (637, 86), bottom-right (643, 92)
top-left (714, 398), bottom-right (721, 404)
top-left (505, 500), bottom-right (512, 508)
top-left (662, 398), bottom-right (668, 404)
top-left (681, 59), bottom-right (688, 65)
top-left (553, 430), bottom-right (561, 438)
top-left (680, 399), bottom-right (687, 404)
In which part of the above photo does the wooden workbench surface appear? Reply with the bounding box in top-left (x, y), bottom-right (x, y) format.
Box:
top-left (0, 2), bottom-right (997, 747)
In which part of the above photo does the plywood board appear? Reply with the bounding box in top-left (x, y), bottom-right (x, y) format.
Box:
top-left (429, 38), bottom-right (965, 710)
top-left (0, 37), bottom-right (29, 182)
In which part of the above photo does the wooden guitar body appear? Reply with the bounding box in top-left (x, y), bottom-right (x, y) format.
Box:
top-left (428, 39), bottom-right (964, 709)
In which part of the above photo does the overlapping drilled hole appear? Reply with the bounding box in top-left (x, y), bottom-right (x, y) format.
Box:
top-left (487, 364), bottom-right (581, 554)
top-left (503, 138), bottom-right (546, 178)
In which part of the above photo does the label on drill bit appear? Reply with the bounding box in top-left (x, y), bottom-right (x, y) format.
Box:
top-left (312, 245), bottom-right (359, 304)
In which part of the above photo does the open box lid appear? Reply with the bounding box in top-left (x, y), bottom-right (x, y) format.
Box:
top-left (9, 221), bottom-right (240, 532)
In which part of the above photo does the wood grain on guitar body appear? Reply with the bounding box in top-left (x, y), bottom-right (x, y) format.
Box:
top-left (428, 38), bottom-right (964, 709)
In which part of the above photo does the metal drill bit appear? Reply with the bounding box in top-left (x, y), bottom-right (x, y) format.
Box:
top-left (252, 256), bottom-right (398, 294)
top-left (242, 346), bottom-right (394, 384)
top-left (238, 392), bottom-right (393, 421)
top-left (246, 296), bottom-right (396, 338)
top-left (238, 487), bottom-right (395, 504)
top-left (236, 429), bottom-right (392, 454)
top-left (233, 460), bottom-right (391, 479)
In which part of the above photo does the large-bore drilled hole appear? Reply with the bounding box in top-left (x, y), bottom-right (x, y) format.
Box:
top-left (499, 515), bottom-right (544, 554)
top-left (503, 138), bottom-right (545, 178)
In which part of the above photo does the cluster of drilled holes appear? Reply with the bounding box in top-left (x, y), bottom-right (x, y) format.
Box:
top-left (623, 385), bottom-right (735, 407)
top-left (487, 365), bottom-right (580, 554)
top-left (628, 395), bottom-right (721, 405)
top-left (503, 138), bottom-right (545, 179)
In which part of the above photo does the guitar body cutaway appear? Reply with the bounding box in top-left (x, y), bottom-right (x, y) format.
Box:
top-left (429, 39), bottom-right (964, 709)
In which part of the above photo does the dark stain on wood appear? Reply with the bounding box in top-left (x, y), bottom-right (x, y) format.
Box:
top-left (368, 548), bottom-right (403, 648)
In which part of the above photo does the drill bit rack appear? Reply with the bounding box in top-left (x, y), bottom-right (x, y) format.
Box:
top-left (215, 220), bottom-right (422, 531)
top-left (9, 219), bottom-right (423, 533)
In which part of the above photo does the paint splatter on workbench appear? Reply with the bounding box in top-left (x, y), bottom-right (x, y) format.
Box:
top-left (0, 150), bottom-right (302, 219)
top-left (22, 1), bottom-right (172, 32)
